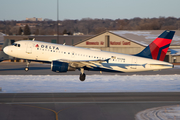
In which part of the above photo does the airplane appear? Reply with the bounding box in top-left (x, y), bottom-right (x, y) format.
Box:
top-left (3, 30), bottom-right (175, 81)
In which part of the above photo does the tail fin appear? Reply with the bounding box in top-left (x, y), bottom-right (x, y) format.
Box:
top-left (135, 30), bottom-right (175, 61)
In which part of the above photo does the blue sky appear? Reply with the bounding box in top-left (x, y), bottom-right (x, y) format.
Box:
top-left (0, 0), bottom-right (180, 20)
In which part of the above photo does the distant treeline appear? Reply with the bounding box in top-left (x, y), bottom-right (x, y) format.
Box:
top-left (0, 17), bottom-right (180, 35)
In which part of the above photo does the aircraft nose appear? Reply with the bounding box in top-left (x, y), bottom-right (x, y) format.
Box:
top-left (3, 46), bottom-right (9, 54)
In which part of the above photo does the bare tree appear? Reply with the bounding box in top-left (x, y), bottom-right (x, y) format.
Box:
top-left (24, 25), bottom-right (31, 35)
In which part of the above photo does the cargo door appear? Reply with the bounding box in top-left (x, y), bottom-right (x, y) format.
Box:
top-left (131, 58), bottom-right (137, 69)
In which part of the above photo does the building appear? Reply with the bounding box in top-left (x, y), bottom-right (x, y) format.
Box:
top-left (75, 30), bottom-right (180, 63)
top-left (16, 23), bottom-right (38, 27)
top-left (0, 32), bottom-right (5, 43)
top-left (26, 17), bottom-right (43, 21)
top-left (0, 32), bottom-right (5, 49)
top-left (3, 35), bottom-right (93, 46)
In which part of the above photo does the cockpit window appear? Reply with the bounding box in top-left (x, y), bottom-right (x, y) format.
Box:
top-left (13, 43), bottom-right (20, 47)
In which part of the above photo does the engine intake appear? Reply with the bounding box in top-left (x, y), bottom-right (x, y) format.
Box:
top-left (51, 61), bottom-right (76, 72)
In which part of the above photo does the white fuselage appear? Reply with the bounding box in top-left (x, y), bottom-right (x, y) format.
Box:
top-left (3, 40), bottom-right (173, 72)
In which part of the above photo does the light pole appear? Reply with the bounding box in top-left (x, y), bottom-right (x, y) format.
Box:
top-left (57, 0), bottom-right (59, 43)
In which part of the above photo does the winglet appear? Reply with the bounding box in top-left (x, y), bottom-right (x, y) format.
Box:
top-left (135, 30), bottom-right (175, 61)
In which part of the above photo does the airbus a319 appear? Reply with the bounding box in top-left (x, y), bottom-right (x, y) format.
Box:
top-left (3, 30), bottom-right (175, 81)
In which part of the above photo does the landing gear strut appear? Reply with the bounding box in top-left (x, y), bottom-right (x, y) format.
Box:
top-left (79, 68), bottom-right (86, 81)
top-left (25, 60), bottom-right (30, 72)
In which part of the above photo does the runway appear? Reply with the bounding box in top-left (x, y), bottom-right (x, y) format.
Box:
top-left (1, 92), bottom-right (180, 120)
top-left (0, 62), bottom-right (180, 75)
top-left (1, 92), bottom-right (180, 103)
top-left (1, 62), bottom-right (180, 120)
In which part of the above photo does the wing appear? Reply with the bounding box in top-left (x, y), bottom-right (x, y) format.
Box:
top-left (57, 58), bottom-right (110, 69)
top-left (55, 58), bottom-right (151, 71)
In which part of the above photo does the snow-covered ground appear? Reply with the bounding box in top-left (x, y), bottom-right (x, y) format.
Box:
top-left (136, 105), bottom-right (180, 120)
top-left (0, 75), bottom-right (180, 93)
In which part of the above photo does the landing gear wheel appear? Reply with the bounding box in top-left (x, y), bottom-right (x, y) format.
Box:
top-left (25, 60), bottom-right (31, 72)
top-left (25, 67), bottom-right (29, 71)
top-left (79, 73), bottom-right (86, 81)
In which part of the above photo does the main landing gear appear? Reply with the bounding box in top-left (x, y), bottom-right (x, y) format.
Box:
top-left (25, 60), bottom-right (30, 72)
top-left (79, 68), bottom-right (86, 81)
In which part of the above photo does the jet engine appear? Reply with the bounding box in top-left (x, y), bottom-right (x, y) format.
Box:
top-left (51, 61), bottom-right (76, 72)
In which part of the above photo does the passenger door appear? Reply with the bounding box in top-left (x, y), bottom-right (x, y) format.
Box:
top-left (26, 43), bottom-right (33, 54)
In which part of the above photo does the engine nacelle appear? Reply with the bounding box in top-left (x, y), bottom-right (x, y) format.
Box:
top-left (51, 61), bottom-right (76, 73)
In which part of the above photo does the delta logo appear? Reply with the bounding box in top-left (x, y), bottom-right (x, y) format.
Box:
top-left (35, 44), bottom-right (39, 47)
top-left (35, 44), bottom-right (59, 50)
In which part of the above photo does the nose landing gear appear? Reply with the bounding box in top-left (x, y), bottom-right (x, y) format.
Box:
top-left (25, 67), bottom-right (29, 71)
top-left (25, 60), bottom-right (30, 72)
top-left (79, 68), bottom-right (86, 81)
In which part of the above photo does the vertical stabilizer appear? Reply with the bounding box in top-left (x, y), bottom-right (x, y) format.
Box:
top-left (135, 30), bottom-right (175, 61)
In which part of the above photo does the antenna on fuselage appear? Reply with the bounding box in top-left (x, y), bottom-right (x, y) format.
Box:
top-left (32, 38), bottom-right (35, 41)
top-left (63, 43), bottom-right (66, 45)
